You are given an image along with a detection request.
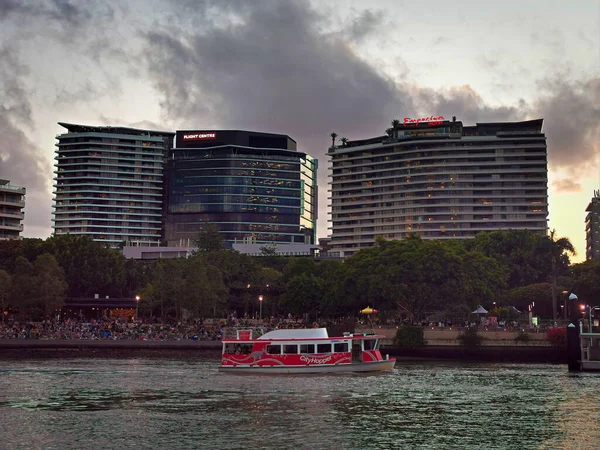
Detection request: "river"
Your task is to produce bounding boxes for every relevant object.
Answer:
[0,358,599,449]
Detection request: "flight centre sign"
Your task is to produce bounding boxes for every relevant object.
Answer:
[182,132,216,141]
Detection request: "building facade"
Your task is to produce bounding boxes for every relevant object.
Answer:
[328,118,548,256]
[165,130,317,247]
[53,123,174,247]
[0,179,25,240]
[585,189,600,260]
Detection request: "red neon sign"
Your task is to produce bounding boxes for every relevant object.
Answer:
[403,116,445,126]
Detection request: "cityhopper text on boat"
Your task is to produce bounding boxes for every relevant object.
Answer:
[403,116,445,126]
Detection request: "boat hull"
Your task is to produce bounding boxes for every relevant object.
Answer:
[219,359,396,374]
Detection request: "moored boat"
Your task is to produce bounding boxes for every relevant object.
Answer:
[219,328,395,374]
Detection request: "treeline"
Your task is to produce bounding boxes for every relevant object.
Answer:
[0,230,599,321]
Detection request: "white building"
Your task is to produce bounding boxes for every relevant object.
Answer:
[328,118,548,256]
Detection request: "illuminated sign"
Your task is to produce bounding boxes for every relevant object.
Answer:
[403,116,445,126]
[182,132,216,141]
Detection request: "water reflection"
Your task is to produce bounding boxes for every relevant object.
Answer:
[0,359,599,449]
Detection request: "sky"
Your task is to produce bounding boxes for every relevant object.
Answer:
[0,0,598,263]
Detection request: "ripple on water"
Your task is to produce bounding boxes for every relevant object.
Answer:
[0,359,599,449]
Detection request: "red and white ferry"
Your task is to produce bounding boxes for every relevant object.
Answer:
[219,328,396,374]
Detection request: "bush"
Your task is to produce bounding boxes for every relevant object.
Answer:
[546,327,567,348]
[514,330,531,343]
[458,327,483,348]
[394,326,425,348]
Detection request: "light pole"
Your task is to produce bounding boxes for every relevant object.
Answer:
[258,295,263,320]
[135,295,140,321]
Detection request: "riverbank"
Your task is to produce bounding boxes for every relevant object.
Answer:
[0,338,565,363]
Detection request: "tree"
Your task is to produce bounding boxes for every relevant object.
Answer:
[391,119,401,139]
[281,273,323,319]
[545,230,576,321]
[9,256,36,317]
[194,223,226,253]
[340,137,348,147]
[0,269,10,322]
[569,258,600,306]
[330,132,337,148]
[33,253,67,315]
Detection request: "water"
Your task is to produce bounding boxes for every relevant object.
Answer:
[0,358,599,449]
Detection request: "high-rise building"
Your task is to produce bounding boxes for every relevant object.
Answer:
[53,123,174,247]
[0,179,25,240]
[328,117,548,256]
[585,189,600,260]
[165,130,318,247]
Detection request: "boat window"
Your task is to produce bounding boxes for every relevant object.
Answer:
[224,343,236,354]
[300,344,315,353]
[266,345,281,355]
[364,339,378,350]
[334,342,349,353]
[317,343,332,353]
[283,344,298,354]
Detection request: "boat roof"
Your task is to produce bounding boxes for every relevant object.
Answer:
[258,328,329,340]
[222,328,387,342]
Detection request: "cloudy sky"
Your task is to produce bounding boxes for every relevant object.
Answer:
[1,0,598,262]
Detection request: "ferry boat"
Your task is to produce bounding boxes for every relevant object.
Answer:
[219,328,396,374]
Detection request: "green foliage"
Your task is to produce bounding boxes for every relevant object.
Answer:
[515,330,532,343]
[281,273,323,318]
[194,223,226,253]
[506,283,552,317]
[33,253,67,314]
[393,326,425,348]
[0,269,10,321]
[570,258,600,305]
[457,327,483,348]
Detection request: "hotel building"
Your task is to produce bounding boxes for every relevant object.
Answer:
[53,123,174,247]
[0,179,25,240]
[328,118,548,256]
[585,190,600,260]
[165,130,318,247]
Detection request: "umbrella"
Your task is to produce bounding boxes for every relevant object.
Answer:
[360,306,379,315]
[472,305,488,324]
[472,305,488,314]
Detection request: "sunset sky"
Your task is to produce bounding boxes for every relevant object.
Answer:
[1,0,598,262]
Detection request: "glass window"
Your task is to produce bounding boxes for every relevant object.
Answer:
[224,343,236,354]
[267,345,281,355]
[317,343,332,353]
[363,339,378,350]
[300,344,315,353]
[283,345,298,354]
[334,342,349,353]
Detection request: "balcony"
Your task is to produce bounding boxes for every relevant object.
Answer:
[0,223,24,232]
[0,211,24,219]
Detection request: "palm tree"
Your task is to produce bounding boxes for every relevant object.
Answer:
[547,229,576,321]
[330,132,338,148]
[340,137,348,147]
[391,119,401,139]
[385,128,394,137]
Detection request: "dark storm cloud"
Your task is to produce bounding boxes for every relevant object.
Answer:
[414,85,524,124]
[0,0,111,26]
[0,44,52,231]
[531,77,600,170]
[346,10,384,41]
[142,0,410,153]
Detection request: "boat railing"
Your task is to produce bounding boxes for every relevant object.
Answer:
[222,327,268,340]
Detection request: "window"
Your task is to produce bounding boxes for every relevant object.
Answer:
[363,339,378,350]
[317,343,332,353]
[267,345,281,355]
[224,343,236,354]
[300,344,315,353]
[334,342,349,353]
[283,345,298,354]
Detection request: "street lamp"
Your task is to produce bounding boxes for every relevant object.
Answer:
[258,295,263,320]
[135,295,140,321]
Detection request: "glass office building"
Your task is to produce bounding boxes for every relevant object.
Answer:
[53,123,174,247]
[328,118,548,256]
[165,130,317,247]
